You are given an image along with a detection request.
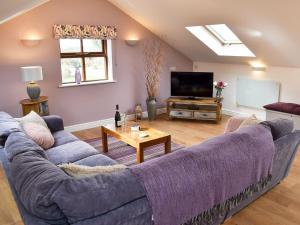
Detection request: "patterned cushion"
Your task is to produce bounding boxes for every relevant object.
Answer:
[58,163,126,178]
[16,111,48,128]
[224,116,247,133]
[238,115,261,129]
[23,122,54,150]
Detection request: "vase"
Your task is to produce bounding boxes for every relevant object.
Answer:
[215,89,222,103]
[75,68,81,84]
[146,97,157,121]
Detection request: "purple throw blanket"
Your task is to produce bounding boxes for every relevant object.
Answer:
[130,125,275,225]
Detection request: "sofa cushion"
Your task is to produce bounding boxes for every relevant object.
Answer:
[46,141,98,165]
[260,119,294,140]
[58,163,127,178]
[238,114,260,129]
[5,132,46,161]
[10,150,69,224]
[23,122,55,150]
[52,169,147,224]
[52,130,78,147]
[264,102,300,116]
[224,116,247,133]
[292,107,300,116]
[16,111,48,128]
[74,154,117,166]
[43,115,64,133]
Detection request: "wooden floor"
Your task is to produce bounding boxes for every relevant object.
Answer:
[74,114,300,225]
[0,164,24,225]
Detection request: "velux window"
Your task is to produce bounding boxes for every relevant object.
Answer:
[186,24,255,57]
[59,39,109,84]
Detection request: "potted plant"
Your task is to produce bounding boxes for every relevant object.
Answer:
[214,81,228,103]
[144,38,164,121]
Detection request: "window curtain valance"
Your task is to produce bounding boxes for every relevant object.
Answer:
[53,24,117,40]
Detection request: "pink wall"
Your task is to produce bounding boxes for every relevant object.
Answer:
[0,0,192,126]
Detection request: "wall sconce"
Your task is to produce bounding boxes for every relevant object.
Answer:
[21,39,42,47]
[251,66,266,72]
[125,39,139,46]
[250,61,267,72]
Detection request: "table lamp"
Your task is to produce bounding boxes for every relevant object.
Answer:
[21,66,43,100]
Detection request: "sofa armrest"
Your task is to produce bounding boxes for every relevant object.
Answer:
[43,115,64,133]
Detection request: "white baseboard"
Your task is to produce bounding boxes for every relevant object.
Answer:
[222,108,265,120]
[65,107,167,132]
[66,107,265,132]
[65,118,115,132]
[222,108,250,117]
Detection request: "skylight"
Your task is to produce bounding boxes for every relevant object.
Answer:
[186,24,255,57]
[206,24,242,45]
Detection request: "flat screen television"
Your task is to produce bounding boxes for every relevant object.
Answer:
[171,72,214,98]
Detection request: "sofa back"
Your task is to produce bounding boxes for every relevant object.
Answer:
[0,112,22,146]
[260,119,294,140]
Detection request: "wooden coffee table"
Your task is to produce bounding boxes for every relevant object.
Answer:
[101,125,171,163]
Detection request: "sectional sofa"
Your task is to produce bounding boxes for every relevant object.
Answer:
[0,111,299,225]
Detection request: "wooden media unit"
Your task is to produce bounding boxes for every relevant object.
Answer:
[166,97,222,122]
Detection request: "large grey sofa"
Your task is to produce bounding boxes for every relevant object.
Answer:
[0,112,152,225]
[0,111,299,225]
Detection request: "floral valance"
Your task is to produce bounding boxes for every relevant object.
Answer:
[53,24,117,40]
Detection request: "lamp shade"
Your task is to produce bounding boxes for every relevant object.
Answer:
[21,66,43,82]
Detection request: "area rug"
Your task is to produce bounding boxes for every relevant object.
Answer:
[85,137,185,166]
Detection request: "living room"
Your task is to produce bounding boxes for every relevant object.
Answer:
[0,0,300,225]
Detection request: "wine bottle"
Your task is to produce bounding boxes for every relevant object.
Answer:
[115,104,121,127]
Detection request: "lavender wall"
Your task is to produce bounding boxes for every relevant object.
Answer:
[0,0,192,126]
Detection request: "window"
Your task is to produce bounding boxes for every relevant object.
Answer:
[59,39,111,84]
[206,24,242,45]
[186,24,255,57]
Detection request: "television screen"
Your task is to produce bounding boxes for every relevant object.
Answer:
[171,72,214,98]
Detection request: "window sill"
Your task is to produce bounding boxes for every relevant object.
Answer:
[59,80,116,88]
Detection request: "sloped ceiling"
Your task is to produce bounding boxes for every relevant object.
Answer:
[1,0,300,67]
[109,0,300,68]
[0,0,48,25]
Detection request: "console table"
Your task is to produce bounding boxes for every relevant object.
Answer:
[166,98,222,122]
[20,96,49,116]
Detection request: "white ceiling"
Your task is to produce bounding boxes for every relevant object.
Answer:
[1,0,300,67]
[0,0,48,25]
[109,0,300,68]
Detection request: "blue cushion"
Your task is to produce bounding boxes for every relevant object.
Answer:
[52,130,78,147]
[74,154,118,166]
[46,141,98,165]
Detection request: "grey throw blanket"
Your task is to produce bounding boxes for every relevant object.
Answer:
[130,125,275,225]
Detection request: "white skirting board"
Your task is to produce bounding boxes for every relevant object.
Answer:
[65,108,266,132]
[65,108,167,132]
